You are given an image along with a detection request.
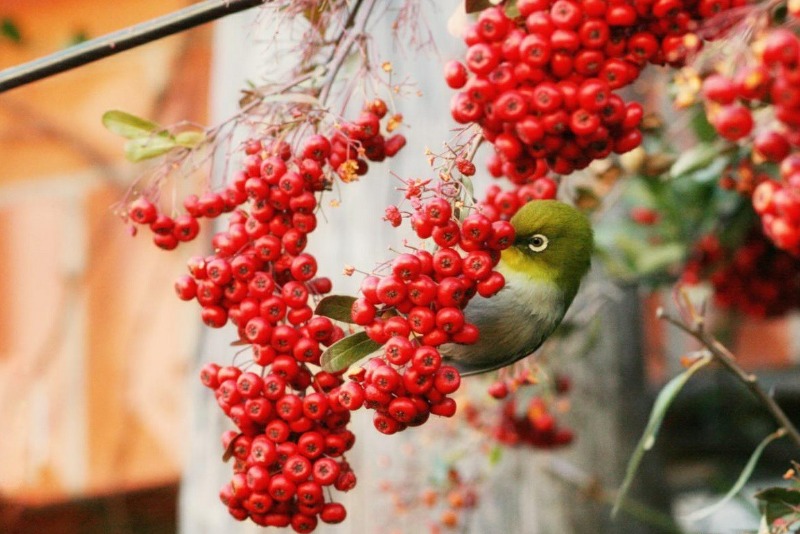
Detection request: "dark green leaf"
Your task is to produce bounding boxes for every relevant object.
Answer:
[613,354,712,516]
[1,18,21,43]
[321,332,381,373]
[103,110,165,140]
[465,0,494,13]
[691,107,718,143]
[124,136,178,162]
[755,487,800,524]
[315,295,357,323]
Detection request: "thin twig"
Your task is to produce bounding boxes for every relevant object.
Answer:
[0,0,267,94]
[658,307,800,449]
[319,0,378,106]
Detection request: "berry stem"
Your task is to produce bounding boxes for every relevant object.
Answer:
[657,308,800,449]
[318,0,378,107]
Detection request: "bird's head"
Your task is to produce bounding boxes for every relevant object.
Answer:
[501,200,594,303]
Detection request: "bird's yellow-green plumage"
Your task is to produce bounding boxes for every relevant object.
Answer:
[441,200,593,376]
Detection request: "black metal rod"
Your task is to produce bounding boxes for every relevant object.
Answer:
[0,0,266,94]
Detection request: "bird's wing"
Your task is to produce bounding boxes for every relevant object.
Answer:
[446,345,543,376]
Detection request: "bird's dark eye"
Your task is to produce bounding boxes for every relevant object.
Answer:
[528,234,549,252]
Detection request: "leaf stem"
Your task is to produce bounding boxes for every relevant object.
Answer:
[658,308,800,449]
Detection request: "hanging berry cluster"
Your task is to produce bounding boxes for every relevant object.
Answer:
[483,373,573,447]
[124,99,404,251]
[446,0,739,181]
[699,22,800,256]
[123,99,415,531]
[682,231,800,317]
[342,198,516,435]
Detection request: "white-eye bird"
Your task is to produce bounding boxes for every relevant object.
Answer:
[441,200,594,376]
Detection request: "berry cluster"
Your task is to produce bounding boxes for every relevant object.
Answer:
[124,99,405,251]
[493,394,574,448]
[698,25,800,255]
[124,99,413,530]
[202,363,354,531]
[446,0,735,181]
[702,19,800,256]
[682,232,800,317]
[484,375,574,448]
[346,196,517,434]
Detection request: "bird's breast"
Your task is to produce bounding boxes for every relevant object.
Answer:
[442,267,566,371]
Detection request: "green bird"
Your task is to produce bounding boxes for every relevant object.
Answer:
[442,200,594,376]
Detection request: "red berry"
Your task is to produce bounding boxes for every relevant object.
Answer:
[128,197,158,224]
[444,60,468,89]
[714,104,754,141]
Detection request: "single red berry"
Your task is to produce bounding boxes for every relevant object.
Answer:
[373,412,403,435]
[320,502,347,524]
[309,457,340,487]
[276,394,304,422]
[392,253,423,281]
[412,346,442,375]
[376,275,408,306]
[408,306,436,335]
[763,29,800,67]
[714,104,754,141]
[201,305,227,328]
[432,220,461,248]
[200,362,221,389]
[174,275,197,300]
[351,298,377,325]
[388,396,419,423]
[128,197,158,224]
[337,381,366,411]
[444,60,468,89]
[430,397,457,417]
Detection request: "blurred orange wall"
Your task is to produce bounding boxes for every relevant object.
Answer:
[0,0,211,501]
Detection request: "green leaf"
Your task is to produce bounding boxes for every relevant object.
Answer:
[504,0,521,18]
[755,486,800,524]
[461,174,475,202]
[488,445,503,465]
[691,107,717,143]
[1,18,21,43]
[685,429,785,522]
[669,143,720,178]
[66,30,89,47]
[315,295,357,323]
[174,130,206,148]
[613,354,713,516]
[124,136,178,162]
[634,243,686,275]
[321,332,382,373]
[102,110,165,140]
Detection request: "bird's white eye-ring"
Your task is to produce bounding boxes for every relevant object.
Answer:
[528,234,548,252]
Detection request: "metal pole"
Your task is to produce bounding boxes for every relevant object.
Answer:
[0,0,266,94]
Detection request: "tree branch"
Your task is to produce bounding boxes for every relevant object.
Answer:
[0,0,267,94]
[657,307,800,449]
